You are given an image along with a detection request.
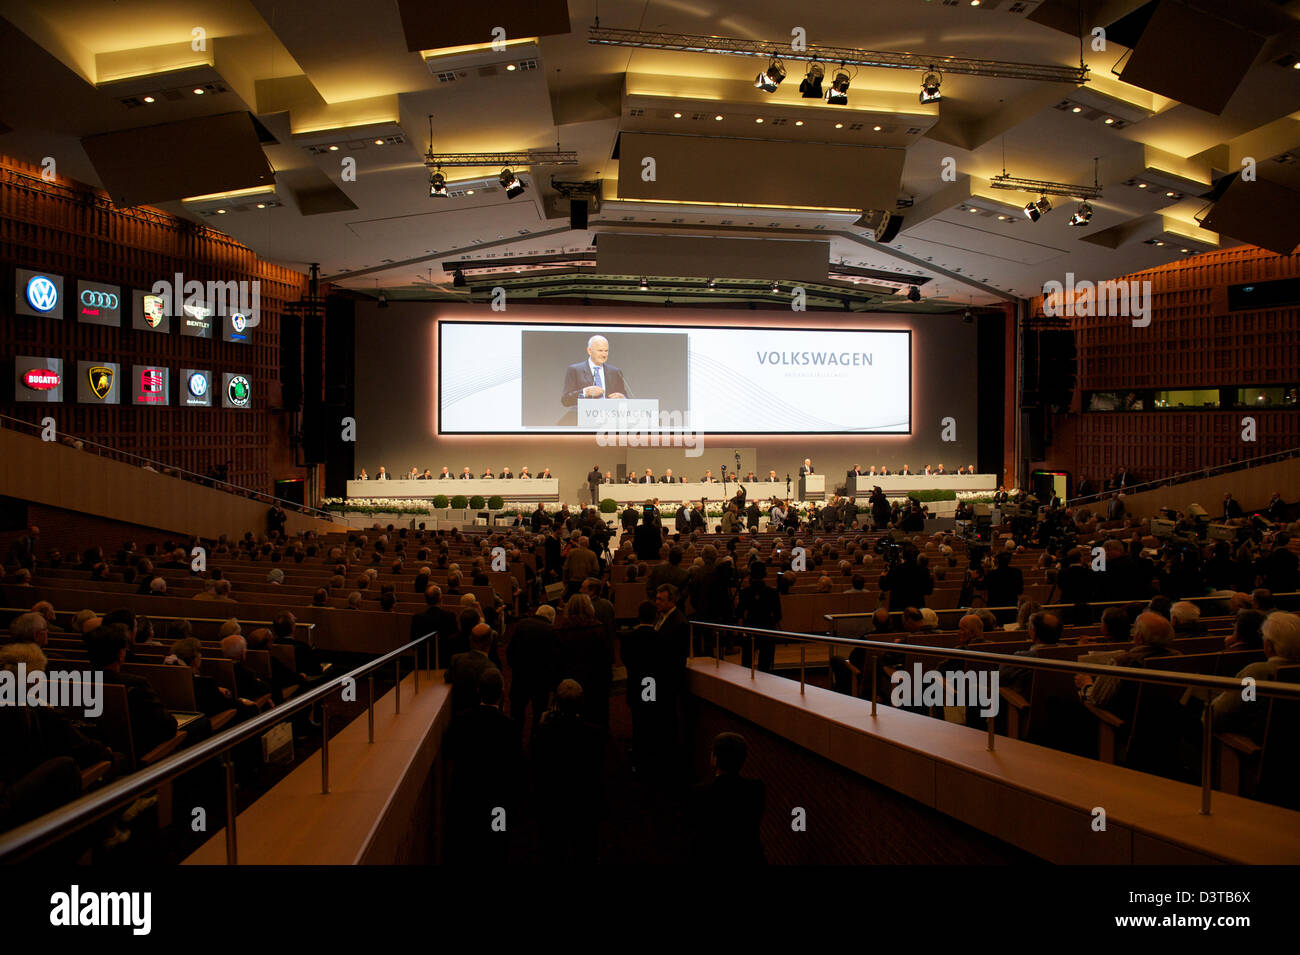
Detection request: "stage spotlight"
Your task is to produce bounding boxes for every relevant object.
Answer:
[429,170,447,198]
[639,276,648,290]
[755,58,786,93]
[1068,201,1092,226]
[827,69,850,104]
[920,71,942,104]
[452,269,466,287]
[800,63,824,99]
[499,168,525,199]
[378,291,388,308]
[963,309,974,324]
[1024,196,1051,221]
[907,285,921,302]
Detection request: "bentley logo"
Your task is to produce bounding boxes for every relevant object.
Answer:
[88,365,114,399]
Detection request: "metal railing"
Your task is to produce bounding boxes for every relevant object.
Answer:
[0,412,343,524]
[687,620,1300,816]
[0,631,437,864]
[1067,444,1300,508]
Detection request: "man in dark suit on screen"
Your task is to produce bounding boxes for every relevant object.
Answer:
[561,335,632,406]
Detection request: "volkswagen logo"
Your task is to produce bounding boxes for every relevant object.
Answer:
[227,375,250,407]
[26,275,59,312]
[188,372,208,398]
[80,289,119,310]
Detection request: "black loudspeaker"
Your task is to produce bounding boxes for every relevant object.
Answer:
[1024,409,1046,461]
[877,213,904,243]
[324,297,354,405]
[279,313,302,410]
[1038,329,1076,412]
[301,315,326,463]
[570,199,588,230]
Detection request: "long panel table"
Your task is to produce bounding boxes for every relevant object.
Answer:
[346,478,560,502]
[598,481,795,505]
[848,473,997,495]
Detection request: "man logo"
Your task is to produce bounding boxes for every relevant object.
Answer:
[188,372,208,398]
[80,289,119,310]
[88,365,114,400]
[227,375,250,407]
[23,368,60,390]
[26,275,59,312]
[231,313,247,333]
[142,294,166,328]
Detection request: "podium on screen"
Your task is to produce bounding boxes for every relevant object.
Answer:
[576,397,660,430]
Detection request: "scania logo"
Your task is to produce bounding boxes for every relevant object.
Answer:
[80,289,119,310]
[231,313,247,333]
[88,365,114,400]
[25,276,59,312]
[227,375,250,407]
[23,368,60,390]
[188,372,208,398]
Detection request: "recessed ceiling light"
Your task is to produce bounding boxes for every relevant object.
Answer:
[328,144,339,151]
[1180,248,1191,253]
[1071,106,1082,113]
[1103,117,1115,124]
[1155,240,1165,246]
[873,125,882,131]
[215,208,226,214]
[1293,61,1300,70]
[834,122,843,129]
[506,64,516,71]
[714,114,723,120]
[996,215,1007,220]
[673,112,682,118]
[374,139,384,145]
[1137,182,1148,188]
[755,117,764,123]
[970,0,981,5]
[1165,191,1176,197]
[794,120,803,126]
[193,88,205,95]
[968,207,980,213]
[142,95,155,103]
[256,203,266,208]
[466,189,475,195]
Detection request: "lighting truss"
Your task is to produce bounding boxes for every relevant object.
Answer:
[587,26,1089,84]
[989,174,1103,200]
[422,150,578,168]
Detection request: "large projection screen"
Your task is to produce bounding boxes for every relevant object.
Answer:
[438,321,911,435]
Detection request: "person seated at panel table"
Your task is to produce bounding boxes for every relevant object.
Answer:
[879,465,890,475]
[679,476,687,483]
[625,471,639,484]
[867,466,877,476]
[500,467,513,479]
[519,467,531,479]
[357,468,369,480]
[659,469,675,483]
[460,467,473,479]
[602,471,614,484]
[539,468,554,479]
[408,467,420,480]
[419,469,433,479]
[923,464,933,476]
[439,467,452,479]
[744,471,757,481]
[377,466,389,481]
[701,470,718,483]
[767,469,779,482]
[641,469,656,484]
[899,464,912,475]
[967,464,975,474]
[957,466,967,475]
[481,467,495,479]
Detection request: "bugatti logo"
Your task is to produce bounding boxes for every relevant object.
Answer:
[231,313,247,333]
[227,375,250,407]
[188,372,208,398]
[23,368,60,390]
[140,368,164,393]
[80,289,119,310]
[88,365,114,399]
[26,275,59,312]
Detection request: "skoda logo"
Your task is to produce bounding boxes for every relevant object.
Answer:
[188,372,208,398]
[227,375,250,407]
[26,275,59,312]
[231,313,247,333]
[80,289,119,310]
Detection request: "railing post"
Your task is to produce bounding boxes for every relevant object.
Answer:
[435,632,441,671]
[320,703,330,795]
[413,650,420,694]
[1200,702,1214,815]
[750,634,756,679]
[395,658,401,714]
[799,644,806,695]
[714,629,720,667]
[367,675,375,743]
[222,752,238,865]
[870,654,878,716]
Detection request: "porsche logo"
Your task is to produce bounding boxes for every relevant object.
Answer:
[88,365,114,400]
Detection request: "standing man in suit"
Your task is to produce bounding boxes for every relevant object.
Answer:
[444,624,499,718]
[587,465,602,504]
[799,459,814,476]
[687,732,766,864]
[561,334,631,406]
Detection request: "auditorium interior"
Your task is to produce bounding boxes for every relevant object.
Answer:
[2,0,1300,894]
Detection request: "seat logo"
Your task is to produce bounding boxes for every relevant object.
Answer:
[140,368,164,393]
[88,365,114,399]
[227,375,250,407]
[80,289,119,310]
[26,275,59,312]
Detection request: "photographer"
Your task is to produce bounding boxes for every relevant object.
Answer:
[879,543,934,611]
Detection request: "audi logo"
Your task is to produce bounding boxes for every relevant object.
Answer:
[80,289,119,309]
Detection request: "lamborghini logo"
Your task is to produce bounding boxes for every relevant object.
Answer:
[88,365,114,400]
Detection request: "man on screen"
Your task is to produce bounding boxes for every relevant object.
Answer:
[561,335,632,406]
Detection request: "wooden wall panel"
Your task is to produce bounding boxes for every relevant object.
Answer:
[0,154,308,495]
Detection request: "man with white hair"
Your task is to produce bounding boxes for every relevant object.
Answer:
[1171,601,1205,636]
[31,601,61,632]
[1211,611,1300,734]
[10,611,48,647]
[561,334,631,405]
[220,633,271,705]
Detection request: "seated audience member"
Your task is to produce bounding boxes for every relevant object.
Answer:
[443,668,520,863]
[687,732,765,864]
[998,611,1063,699]
[87,624,181,755]
[444,623,499,717]
[219,634,272,708]
[1225,609,1266,651]
[1074,612,1180,715]
[1211,612,1300,736]
[244,629,302,704]
[31,601,62,633]
[346,592,363,610]
[9,611,49,647]
[167,637,243,718]
[412,585,461,667]
[1170,601,1205,636]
